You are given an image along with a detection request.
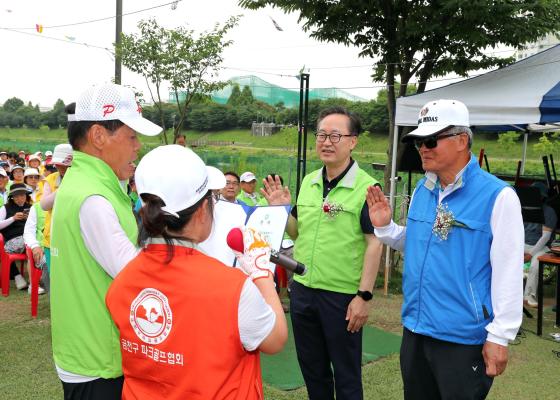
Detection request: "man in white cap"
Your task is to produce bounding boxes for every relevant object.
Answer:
[367,99,523,399]
[49,83,162,399]
[237,171,266,206]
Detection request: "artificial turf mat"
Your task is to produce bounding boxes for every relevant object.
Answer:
[261,318,402,390]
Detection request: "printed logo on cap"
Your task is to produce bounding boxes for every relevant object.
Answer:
[420,107,429,116]
[130,288,173,345]
[103,104,115,117]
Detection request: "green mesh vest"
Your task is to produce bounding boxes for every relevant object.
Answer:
[50,151,138,378]
[293,162,377,294]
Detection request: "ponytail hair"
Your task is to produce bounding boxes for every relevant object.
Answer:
[138,191,214,263]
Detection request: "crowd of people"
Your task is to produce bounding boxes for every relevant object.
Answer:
[1,83,536,400]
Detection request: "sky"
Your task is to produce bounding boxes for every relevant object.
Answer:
[0,0,519,109]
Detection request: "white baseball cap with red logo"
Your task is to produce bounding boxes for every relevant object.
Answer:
[73,83,162,136]
[402,99,470,142]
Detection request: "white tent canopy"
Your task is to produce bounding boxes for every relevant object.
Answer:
[395,44,560,128]
[390,44,560,204]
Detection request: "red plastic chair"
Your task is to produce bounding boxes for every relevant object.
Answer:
[25,246,43,317]
[0,233,28,297]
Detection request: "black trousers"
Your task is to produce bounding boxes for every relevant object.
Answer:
[290,281,363,400]
[400,328,493,400]
[61,376,124,400]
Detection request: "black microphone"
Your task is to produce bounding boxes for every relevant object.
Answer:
[270,249,307,276]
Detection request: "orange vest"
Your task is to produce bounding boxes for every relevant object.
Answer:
[106,244,264,400]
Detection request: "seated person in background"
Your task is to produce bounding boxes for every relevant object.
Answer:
[524,182,557,307]
[8,152,18,169]
[219,171,244,204]
[27,154,42,172]
[11,165,24,185]
[237,171,267,206]
[0,183,32,290]
[24,168,42,203]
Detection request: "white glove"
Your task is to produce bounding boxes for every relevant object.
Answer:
[233,227,273,281]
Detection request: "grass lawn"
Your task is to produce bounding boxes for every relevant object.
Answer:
[1,279,559,400]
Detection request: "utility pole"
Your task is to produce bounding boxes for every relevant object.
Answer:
[115,0,123,84]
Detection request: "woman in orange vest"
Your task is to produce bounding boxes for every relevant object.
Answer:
[106,145,287,400]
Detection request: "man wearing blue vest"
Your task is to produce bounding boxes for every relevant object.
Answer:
[367,99,523,399]
[263,106,383,400]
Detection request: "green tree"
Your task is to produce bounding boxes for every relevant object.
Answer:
[17,104,42,129]
[3,97,24,113]
[239,86,255,105]
[42,99,66,130]
[239,0,560,187]
[498,131,521,152]
[117,17,238,144]
[226,84,242,106]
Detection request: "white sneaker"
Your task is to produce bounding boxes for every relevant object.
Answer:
[14,274,28,290]
[524,295,538,308]
[28,286,46,295]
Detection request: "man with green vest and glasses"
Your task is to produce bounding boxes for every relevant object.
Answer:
[50,83,162,399]
[262,106,383,400]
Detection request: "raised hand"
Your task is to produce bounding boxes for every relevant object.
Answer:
[366,185,392,228]
[261,175,291,206]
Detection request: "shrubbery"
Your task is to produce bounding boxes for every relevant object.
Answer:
[0,85,392,134]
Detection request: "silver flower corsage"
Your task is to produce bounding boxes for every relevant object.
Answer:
[432,203,467,240]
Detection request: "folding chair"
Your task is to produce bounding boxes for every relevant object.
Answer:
[0,233,27,297]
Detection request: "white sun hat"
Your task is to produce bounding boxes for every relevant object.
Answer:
[51,143,74,166]
[72,83,162,137]
[135,145,226,217]
[24,168,40,177]
[402,99,470,142]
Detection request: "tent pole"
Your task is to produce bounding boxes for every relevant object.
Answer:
[521,132,528,175]
[385,124,400,296]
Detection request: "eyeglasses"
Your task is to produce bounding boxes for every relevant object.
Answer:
[414,132,464,150]
[225,180,239,186]
[315,132,354,143]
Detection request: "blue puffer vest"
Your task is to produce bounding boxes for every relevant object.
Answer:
[403,155,508,344]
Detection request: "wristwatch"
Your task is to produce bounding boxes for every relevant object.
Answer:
[356,290,373,301]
